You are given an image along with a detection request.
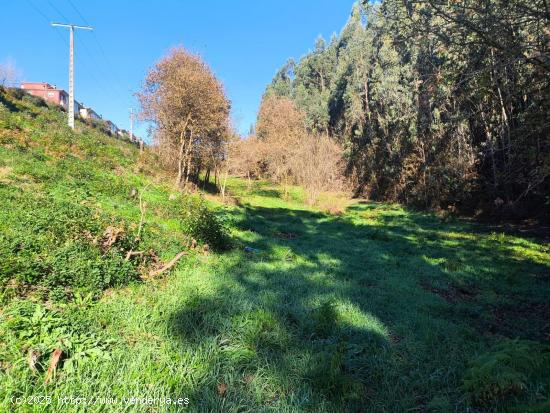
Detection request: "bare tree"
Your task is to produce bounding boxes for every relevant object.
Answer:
[225,135,265,190]
[256,95,306,197]
[0,59,20,87]
[289,134,347,205]
[138,47,230,187]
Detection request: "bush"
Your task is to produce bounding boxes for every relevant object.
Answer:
[462,340,550,409]
[180,195,230,251]
[6,87,26,100]
[22,93,48,108]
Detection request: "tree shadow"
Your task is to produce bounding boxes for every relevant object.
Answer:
[165,202,550,411]
[249,188,282,199]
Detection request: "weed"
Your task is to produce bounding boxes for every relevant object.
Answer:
[1,302,113,381]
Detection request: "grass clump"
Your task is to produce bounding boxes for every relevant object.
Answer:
[310,299,339,338]
[463,340,550,409]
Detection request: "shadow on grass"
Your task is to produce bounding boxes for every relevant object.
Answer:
[249,188,282,199]
[198,177,220,195]
[166,203,550,412]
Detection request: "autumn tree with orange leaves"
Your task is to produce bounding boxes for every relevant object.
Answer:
[138,47,230,186]
[254,94,346,203]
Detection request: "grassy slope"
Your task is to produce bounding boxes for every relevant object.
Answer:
[1,91,549,412]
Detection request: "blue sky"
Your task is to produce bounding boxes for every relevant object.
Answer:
[1,1,354,140]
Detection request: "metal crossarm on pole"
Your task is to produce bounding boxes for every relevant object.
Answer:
[51,22,93,129]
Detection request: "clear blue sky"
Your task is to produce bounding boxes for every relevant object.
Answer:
[1,1,354,140]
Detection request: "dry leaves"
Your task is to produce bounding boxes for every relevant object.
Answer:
[101,226,125,250]
[217,382,227,397]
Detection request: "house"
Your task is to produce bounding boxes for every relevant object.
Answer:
[20,82,69,110]
[74,100,83,115]
[104,120,119,136]
[79,105,101,120]
[117,129,129,140]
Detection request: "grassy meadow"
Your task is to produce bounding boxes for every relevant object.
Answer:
[1,89,549,412]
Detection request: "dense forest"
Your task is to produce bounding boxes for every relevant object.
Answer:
[263,0,549,220]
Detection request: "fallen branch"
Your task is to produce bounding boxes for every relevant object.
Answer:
[44,348,62,384]
[125,250,144,261]
[149,251,187,278]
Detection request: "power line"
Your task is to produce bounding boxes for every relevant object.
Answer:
[45,1,124,104]
[26,0,68,46]
[47,0,70,23]
[64,0,135,135]
[65,0,128,95]
[25,0,133,130]
[66,0,89,25]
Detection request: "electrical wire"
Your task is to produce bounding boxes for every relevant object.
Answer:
[65,0,128,96]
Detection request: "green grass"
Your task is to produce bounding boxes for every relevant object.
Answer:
[1,88,549,412]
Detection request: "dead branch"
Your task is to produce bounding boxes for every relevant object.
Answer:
[125,250,144,261]
[149,251,187,277]
[126,184,151,260]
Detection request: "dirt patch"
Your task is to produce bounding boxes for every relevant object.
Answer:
[420,281,476,304]
[275,231,298,239]
[488,301,550,341]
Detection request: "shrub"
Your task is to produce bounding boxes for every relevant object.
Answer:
[6,87,25,100]
[289,134,348,205]
[180,195,230,251]
[22,93,48,108]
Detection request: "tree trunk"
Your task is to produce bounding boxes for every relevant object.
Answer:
[481,110,498,196]
[176,130,186,186]
[183,129,194,185]
[221,169,229,201]
[204,168,211,188]
[176,118,191,187]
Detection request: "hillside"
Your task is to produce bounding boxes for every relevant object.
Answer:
[1,88,550,412]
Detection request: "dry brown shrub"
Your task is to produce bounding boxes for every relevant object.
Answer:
[289,134,348,205]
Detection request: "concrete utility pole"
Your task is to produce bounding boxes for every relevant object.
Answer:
[129,108,134,141]
[51,23,93,129]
